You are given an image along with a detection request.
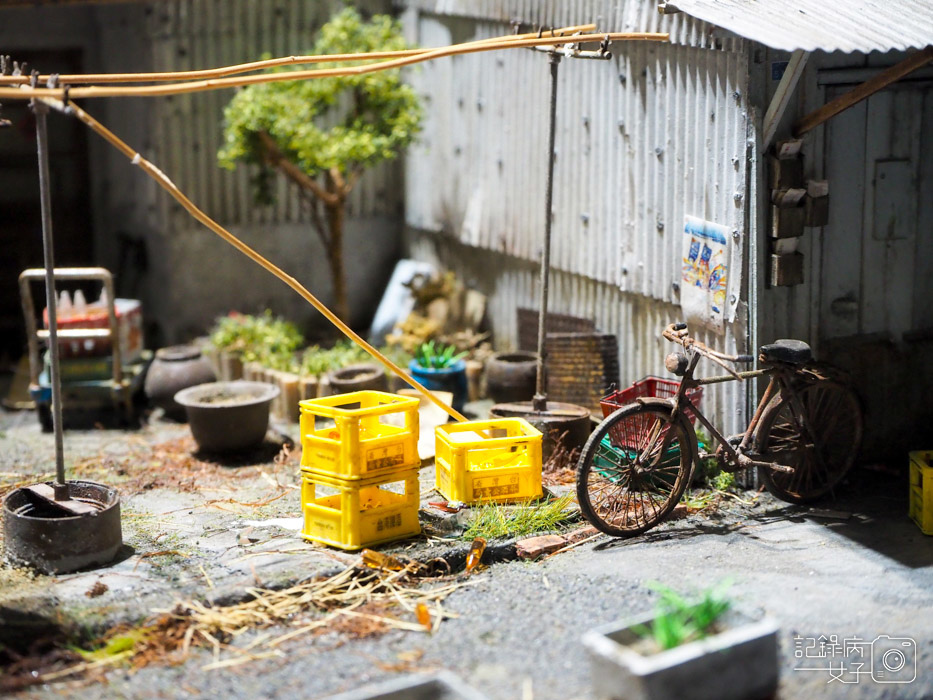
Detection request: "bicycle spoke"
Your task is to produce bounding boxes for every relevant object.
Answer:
[578,404,692,536]
[757,380,862,503]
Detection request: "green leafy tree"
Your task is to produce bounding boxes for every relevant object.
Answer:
[218,8,422,322]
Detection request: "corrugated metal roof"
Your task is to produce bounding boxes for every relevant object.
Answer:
[671,0,933,54]
[400,0,742,51]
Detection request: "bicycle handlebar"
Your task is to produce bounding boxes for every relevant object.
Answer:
[662,322,753,377]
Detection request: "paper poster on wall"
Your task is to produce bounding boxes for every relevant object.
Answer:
[681,216,731,333]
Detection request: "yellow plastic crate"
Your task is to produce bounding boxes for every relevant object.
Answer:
[435,418,543,505]
[908,451,933,536]
[300,468,421,551]
[299,391,420,481]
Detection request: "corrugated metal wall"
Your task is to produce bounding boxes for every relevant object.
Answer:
[143,0,400,233]
[398,0,742,52]
[403,0,752,436]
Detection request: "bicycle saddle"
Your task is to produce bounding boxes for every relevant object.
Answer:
[759,339,812,364]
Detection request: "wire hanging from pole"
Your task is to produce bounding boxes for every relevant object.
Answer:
[0,31,667,101]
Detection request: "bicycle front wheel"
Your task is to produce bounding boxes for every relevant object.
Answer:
[755,380,863,503]
[576,403,694,537]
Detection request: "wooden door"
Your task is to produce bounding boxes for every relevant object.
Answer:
[819,80,933,458]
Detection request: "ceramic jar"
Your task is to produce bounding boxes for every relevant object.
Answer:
[144,344,217,421]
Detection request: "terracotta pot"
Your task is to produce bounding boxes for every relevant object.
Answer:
[144,344,217,421]
[327,363,388,395]
[485,351,539,403]
[174,381,279,452]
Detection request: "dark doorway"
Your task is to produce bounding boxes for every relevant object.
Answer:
[0,49,93,365]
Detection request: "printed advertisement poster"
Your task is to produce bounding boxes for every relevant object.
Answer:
[681,216,731,333]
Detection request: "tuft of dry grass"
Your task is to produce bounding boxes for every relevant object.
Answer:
[542,431,581,487]
[18,559,471,687]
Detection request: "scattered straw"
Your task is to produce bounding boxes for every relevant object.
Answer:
[35,560,473,683]
[133,550,189,572]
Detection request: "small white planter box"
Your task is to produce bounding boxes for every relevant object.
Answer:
[324,672,489,700]
[582,610,779,700]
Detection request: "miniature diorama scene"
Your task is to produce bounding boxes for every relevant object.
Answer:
[1,1,931,699]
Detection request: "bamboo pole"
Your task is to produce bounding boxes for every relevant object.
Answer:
[0,32,668,101]
[793,46,933,136]
[49,98,469,423]
[0,25,597,85]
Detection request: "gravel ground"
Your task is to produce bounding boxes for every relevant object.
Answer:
[2,405,932,699]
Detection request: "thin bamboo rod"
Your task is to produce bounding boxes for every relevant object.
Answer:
[793,46,933,136]
[47,97,469,423]
[0,24,597,85]
[0,32,668,100]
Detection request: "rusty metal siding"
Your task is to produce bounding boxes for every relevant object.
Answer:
[397,0,740,51]
[403,6,751,436]
[405,13,749,301]
[144,0,401,234]
[408,231,747,436]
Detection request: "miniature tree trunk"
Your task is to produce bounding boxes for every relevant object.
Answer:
[218,8,422,326]
[324,172,349,324]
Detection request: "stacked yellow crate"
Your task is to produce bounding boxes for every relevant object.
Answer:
[909,450,933,535]
[298,391,422,550]
[435,418,543,505]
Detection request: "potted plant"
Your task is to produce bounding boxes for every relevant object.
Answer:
[174,380,280,453]
[582,584,778,700]
[409,340,468,412]
[207,311,304,380]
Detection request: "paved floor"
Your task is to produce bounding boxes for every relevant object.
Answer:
[1,406,931,699]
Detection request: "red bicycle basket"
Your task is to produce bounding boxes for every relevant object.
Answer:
[599,377,704,448]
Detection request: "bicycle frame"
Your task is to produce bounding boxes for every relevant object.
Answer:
[663,346,799,475]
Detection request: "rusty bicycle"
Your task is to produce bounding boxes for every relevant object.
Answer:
[576,322,864,537]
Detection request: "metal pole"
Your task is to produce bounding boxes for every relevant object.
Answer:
[533,52,561,412]
[32,99,67,493]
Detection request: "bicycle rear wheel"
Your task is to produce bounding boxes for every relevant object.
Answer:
[755,379,862,503]
[576,403,694,537]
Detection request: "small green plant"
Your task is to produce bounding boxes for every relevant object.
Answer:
[75,627,148,662]
[209,311,304,369]
[681,490,718,511]
[462,494,576,541]
[710,470,735,492]
[634,582,732,652]
[413,340,467,370]
[299,340,368,377]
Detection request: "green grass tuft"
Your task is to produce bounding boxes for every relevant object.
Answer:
[634,581,732,651]
[462,494,576,541]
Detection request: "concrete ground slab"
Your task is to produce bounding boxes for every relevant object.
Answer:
[1,407,931,699]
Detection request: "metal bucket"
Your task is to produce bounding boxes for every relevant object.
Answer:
[3,480,122,574]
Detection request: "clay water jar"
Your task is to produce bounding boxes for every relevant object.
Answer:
[144,344,217,421]
[485,351,539,403]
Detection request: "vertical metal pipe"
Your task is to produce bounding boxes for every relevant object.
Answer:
[33,100,66,489]
[533,52,561,412]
